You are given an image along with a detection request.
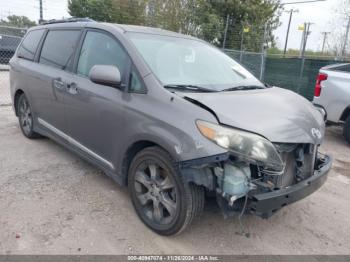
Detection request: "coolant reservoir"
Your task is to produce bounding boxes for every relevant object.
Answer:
[221,163,251,197]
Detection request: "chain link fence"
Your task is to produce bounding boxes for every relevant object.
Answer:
[0,26,26,106]
[0,26,26,64]
[224,49,265,80]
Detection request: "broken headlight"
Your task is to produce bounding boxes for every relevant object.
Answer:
[196,120,283,172]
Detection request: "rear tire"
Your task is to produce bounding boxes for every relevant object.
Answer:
[17,93,41,139]
[344,116,350,144]
[128,146,204,236]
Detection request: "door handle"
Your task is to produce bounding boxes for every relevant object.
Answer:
[53,78,65,90]
[67,82,78,95]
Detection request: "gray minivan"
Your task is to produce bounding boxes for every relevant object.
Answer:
[10,19,332,235]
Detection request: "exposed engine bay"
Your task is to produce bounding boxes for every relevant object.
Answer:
[181,143,331,219]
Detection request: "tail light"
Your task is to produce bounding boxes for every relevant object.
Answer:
[314,73,327,97]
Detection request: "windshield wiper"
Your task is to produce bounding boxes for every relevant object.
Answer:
[164,84,216,93]
[221,85,266,92]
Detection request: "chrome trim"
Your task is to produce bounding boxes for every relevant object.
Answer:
[38,117,115,170]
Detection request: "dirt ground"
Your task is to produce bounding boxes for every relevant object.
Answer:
[0,72,350,255]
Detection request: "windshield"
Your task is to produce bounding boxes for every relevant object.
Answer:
[127,32,264,91]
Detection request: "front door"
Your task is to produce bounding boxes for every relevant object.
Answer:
[64,29,131,171]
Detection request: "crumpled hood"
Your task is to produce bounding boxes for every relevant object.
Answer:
[181,87,325,144]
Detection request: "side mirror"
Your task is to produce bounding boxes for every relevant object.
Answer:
[89,65,121,88]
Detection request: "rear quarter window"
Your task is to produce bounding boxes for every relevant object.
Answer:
[17,29,45,61]
[39,30,81,70]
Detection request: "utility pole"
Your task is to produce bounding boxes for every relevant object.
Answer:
[341,16,350,60]
[39,0,43,24]
[299,22,312,58]
[283,9,298,57]
[297,22,312,94]
[280,0,327,57]
[321,32,330,54]
[222,14,230,49]
[299,23,306,58]
[303,23,312,55]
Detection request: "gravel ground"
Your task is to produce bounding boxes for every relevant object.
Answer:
[0,73,350,255]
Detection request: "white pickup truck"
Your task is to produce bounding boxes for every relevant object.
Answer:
[313,63,350,144]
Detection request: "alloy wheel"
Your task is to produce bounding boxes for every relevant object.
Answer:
[133,162,178,225]
[18,96,33,136]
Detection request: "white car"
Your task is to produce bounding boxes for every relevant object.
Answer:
[313,63,350,144]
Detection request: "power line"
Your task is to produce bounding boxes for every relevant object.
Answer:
[281,0,327,5]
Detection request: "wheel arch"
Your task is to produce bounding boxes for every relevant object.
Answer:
[121,140,173,186]
[13,89,24,116]
[340,106,350,122]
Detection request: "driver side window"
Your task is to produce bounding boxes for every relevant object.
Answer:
[77,30,129,78]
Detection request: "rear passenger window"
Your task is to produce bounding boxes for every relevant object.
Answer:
[39,30,80,69]
[18,29,44,61]
[77,31,129,77]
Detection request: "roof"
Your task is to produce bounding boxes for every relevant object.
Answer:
[33,18,195,40]
[110,24,194,39]
[41,18,94,25]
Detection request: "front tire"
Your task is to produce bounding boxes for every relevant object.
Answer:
[344,116,350,144]
[17,93,41,139]
[128,147,204,236]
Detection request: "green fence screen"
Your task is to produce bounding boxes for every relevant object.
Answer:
[224,48,344,101]
[264,58,342,101]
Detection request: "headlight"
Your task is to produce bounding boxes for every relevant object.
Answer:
[196,120,283,171]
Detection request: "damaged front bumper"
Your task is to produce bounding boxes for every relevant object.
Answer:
[180,152,332,219]
[249,154,332,218]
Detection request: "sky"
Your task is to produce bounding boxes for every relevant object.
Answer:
[0,0,69,23]
[276,0,343,51]
[0,0,346,52]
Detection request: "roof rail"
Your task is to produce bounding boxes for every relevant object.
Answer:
[41,17,94,25]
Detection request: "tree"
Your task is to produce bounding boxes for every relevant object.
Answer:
[68,0,116,22]
[327,0,350,59]
[67,0,280,50]
[182,0,223,43]
[111,0,146,24]
[209,0,281,51]
[0,15,36,28]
